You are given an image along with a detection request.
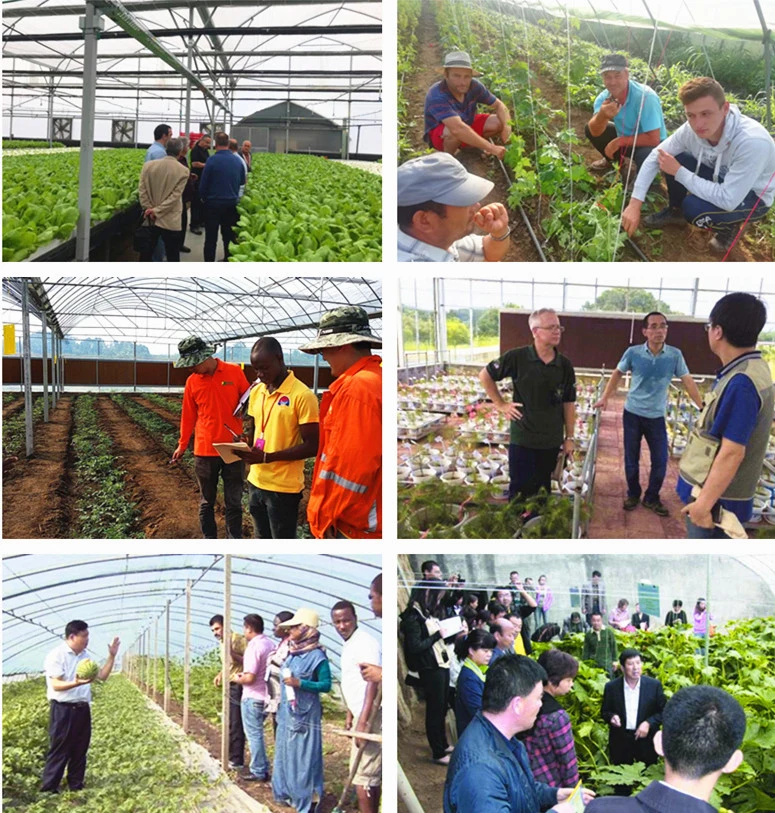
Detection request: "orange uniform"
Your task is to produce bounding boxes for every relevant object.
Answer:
[178,359,250,456]
[307,355,382,539]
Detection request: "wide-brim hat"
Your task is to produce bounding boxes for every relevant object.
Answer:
[398,152,494,208]
[299,306,382,354]
[441,50,480,76]
[284,608,319,628]
[174,335,217,368]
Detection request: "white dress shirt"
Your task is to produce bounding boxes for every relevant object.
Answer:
[624,678,641,730]
[44,642,93,703]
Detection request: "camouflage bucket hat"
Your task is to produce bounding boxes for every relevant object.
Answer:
[174,336,217,368]
[299,306,382,354]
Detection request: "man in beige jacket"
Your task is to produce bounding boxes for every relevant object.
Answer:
[138,137,191,262]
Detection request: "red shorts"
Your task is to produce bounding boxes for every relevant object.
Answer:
[429,113,491,151]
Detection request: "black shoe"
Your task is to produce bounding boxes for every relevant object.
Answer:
[643,207,686,229]
[642,498,669,517]
[709,229,737,253]
[242,773,269,782]
[190,227,202,235]
[180,245,191,253]
[623,496,639,511]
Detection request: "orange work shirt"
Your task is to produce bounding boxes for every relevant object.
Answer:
[178,359,250,457]
[307,355,382,539]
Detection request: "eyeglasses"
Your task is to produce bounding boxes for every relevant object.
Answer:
[645,324,668,331]
[536,325,565,333]
[704,322,713,332]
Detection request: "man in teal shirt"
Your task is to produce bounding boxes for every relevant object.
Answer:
[585,54,666,182]
[595,312,703,516]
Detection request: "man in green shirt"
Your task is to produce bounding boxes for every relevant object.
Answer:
[582,612,619,677]
[479,308,577,511]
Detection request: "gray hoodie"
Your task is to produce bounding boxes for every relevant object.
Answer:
[632,104,775,210]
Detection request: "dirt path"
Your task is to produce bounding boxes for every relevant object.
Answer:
[399,700,446,813]
[3,396,24,420]
[95,396,203,539]
[2,397,74,539]
[134,681,352,813]
[402,0,537,261]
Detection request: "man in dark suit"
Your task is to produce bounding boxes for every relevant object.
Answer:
[587,685,746,812]
[601,648,666,769]
[630,603,650,630]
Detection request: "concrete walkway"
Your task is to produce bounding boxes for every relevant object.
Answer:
[588,394,687,539]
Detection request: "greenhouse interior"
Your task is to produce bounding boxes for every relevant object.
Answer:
[398,0,774,262]
[3,0,382,262]
[397,275,775,540]
[3,553,382,813]
[2,275,382,539]
[396,553,775,813]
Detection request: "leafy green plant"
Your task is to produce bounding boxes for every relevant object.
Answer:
[229,154,381,262]
[2,396,43,458]
[71,394,140,538]
[3,149,146,261]
[3,675,220,811]
[142,393,183,415]
[2,140,66,150]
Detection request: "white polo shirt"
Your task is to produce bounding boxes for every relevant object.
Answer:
[624,678,641,730]
[340,626,381,719]
[44,642,93,703]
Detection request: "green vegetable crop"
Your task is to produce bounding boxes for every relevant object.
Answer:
[3,149,145,262]
[229,154,382,262]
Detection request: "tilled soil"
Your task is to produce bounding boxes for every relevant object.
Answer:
[3,396,25,421]
[131,394,183,426]
[134,681,354,813]
[399,701,446,813]
[3,397,74,539]
[95,396,204,538]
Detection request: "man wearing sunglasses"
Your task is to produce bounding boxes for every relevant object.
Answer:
[479,309,576,517]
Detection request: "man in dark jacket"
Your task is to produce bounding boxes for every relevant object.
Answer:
[601,649,666,769]
[587,685,745,812]
[188,133,211,233]
[199,131,246,262]
[444,655,594,813]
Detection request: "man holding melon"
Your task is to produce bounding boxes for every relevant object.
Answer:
[41,620,120,793]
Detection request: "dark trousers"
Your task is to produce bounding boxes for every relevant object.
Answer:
[584,122,654,169]
[203,202,239,262]
[419,667,449,759]
[248,483,302,539]
[508,444,561,501]
[665,152,770,236]
[180,205,188,249]
[41,701,91,792]
[139,225,181,263]
[623,408,668,502]
[191,188,204,228]
[229,682,246,765]
[194,455,244,539]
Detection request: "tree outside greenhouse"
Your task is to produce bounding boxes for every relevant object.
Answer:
[3,554,382,813]
[397,553,775,813]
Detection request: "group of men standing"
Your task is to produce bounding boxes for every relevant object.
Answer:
[397,48,775,261]
[172,305,382,539]
[138,124,253,262]
[478,292,773,537]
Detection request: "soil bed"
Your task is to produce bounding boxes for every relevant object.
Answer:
[2,397,75,539]
[3,396,25,421]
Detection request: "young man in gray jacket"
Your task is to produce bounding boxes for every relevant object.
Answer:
[621,77,775,253]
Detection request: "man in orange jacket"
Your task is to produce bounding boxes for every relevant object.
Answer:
[172,336,250,538]
[300,307,382,539]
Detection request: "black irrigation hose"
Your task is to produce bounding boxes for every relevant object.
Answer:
[626,236,651,262]
[491,151,549,263]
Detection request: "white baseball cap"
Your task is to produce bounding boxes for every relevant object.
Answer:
[397,152,494,207]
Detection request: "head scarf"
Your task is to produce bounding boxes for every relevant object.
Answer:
[289,624,322,655]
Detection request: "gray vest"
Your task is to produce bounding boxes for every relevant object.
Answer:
[679,355,774,503]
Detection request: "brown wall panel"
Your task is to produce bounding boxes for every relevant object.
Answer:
[3,357,335,390]
[499,311,719,375]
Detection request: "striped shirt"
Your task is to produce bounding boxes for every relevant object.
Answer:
[398,228,484,262]
[424,79,496,142]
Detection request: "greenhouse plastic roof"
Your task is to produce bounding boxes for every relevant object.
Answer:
[2,276,383,344]
[2,554,382,677]
[2,0,382,144]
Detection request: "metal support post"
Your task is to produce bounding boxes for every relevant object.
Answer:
[47,83,55,147]
[704,556,711,668]
[153,617,159,703]
[96,339,100,390]
[133,341,137,392]
[76,3,104,262]
[164,599,171,713]
[753,0,772,130]
[59,336,64,395]
[184,6,194,136]
[51,333,58,408]
[10,58,15,138]
[690,277,699,317]
[221,556,232,769]
[41,320,49,422]
[184,579,192,732]
[21,284,34,457]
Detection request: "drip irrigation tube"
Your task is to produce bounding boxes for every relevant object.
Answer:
[490,144,548,262]
[625,237,651,262]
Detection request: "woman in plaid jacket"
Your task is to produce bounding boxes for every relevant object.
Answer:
[521,649,580,787]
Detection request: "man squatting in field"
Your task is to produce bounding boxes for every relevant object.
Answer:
[622,77,775,253]
[41,620,120,793]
